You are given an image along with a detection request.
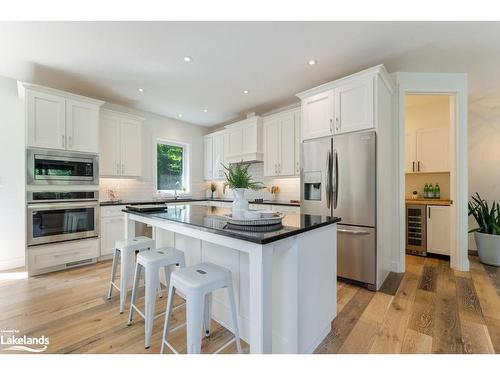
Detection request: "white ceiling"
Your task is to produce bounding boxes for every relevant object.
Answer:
[0,21,499,127]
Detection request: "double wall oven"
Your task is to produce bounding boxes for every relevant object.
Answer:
[26,148,100,248]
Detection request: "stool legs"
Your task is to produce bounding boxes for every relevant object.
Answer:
[161,283,177,354]
[186,292,204,354]
[144,266,160,349]
[227,280,242,354]
[107,248,119,300]
[127,262,142,326]
[119,250,133,313]
[203,293,212,336]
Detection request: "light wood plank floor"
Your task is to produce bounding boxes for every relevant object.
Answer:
[0,254,498,354]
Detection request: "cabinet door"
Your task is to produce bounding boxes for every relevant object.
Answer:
[26,90,66,150]
[204,135,213,180]
[66,99,99,153]
[405,132,416,173]
[334,77,374,134]
[99,114,121,176]
[120,119,142,176]
[241,122,258,154]
[294,110,301,176]
[212,133,226,180]
[279,114,295,176]
[227,127,243,158]
[263,118,280,177]
[427,205,450,255]
[301,90,334,141]
[416,128,449,172]
[100,216,125,256]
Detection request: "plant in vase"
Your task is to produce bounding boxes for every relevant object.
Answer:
[207,181,217,199]
[223,162,264,219]
[468,192,500,266]
[269,185,280,201]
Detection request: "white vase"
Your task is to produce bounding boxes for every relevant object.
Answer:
[232,188,248,219]
[474,232,500,266]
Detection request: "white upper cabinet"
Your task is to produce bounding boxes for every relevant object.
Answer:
[427,205,450,255]
[334,77,374,134]
[204,135,214,180]
[66,99,99,153]
[297,67,385,141]
[99,109,143,177]
[21,82,103,153]
[225,116,263,163]
[263,108,300,177]
[406,128,449,173]
[301,90,334,141]
[212,131,228,180]
[26,90,66,150]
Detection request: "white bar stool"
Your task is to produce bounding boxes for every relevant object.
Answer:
[128,247,186,349]
[160,262,242,354]
[107,236,155,313]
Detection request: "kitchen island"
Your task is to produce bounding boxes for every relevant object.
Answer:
[123,205,340,354]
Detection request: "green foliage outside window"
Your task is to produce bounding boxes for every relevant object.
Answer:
[157,143,184,190]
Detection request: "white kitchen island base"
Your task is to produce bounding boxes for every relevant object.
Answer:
[124,209,337,354]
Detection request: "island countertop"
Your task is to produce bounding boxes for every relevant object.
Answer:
[122,204,340,245]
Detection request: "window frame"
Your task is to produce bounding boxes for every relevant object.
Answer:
[155,139,190,194]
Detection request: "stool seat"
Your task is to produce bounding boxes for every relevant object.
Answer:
[170,262,231,294]
[137,248,185,267]
[116,236,155,253]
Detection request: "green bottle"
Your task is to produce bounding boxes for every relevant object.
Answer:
[428,183,434,198]
[424,183,429,198]
[435,183,441,199]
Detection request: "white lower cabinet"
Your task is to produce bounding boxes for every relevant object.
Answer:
[426,205,450,255]
[28,238,99,275]
[100,205,126,257]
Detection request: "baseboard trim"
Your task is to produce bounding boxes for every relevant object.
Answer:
[0,257,25,271]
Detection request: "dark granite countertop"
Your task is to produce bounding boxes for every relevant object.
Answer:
[122,205,339,245]
[101,198,300,207]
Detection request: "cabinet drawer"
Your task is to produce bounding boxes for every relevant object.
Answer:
[100,205,127,217]
[28,238,99,271]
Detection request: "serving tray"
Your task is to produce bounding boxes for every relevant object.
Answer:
[223,212,284,226]
[126,204,168,213]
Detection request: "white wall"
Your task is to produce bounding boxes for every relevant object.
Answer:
[468,92,500,250]
[99,102,207,201]
[0,75,25,270]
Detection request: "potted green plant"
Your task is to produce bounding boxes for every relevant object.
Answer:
[223,162,264,219]
[468,193,500,266]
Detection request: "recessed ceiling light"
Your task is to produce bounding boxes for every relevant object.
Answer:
[203,109,208,113]
[183,56,192,62]
[308,60,317,66]
[178,114,183,118]
[137,88,144,92]
[243,90,249,94]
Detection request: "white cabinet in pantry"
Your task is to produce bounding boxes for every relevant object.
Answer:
[426,205,450,255]
[263,108,300,177]
[100,109,144,177]
[406,127,449,173]
[20,82,104,153]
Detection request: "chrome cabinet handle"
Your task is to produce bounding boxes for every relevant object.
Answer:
[329,118,333,133]
[296,161,299,174]
[335,117,340,132]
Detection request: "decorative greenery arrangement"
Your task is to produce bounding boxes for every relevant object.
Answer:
[468,193,500,235]
[223,162,264,190]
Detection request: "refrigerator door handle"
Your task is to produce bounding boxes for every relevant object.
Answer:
[326,151,331,209]
[333,150,339,209]
[337,228,370,235]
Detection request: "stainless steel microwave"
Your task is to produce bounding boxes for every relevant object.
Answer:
[27,148,99,185]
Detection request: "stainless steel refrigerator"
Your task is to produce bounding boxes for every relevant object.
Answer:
[300,130,377,290]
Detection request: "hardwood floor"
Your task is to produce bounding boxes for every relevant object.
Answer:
[0,254,498,354]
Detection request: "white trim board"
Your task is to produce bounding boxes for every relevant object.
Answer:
[0,256,25,271]
[393,72,469,272]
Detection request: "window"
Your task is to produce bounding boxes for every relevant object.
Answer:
[156,140,189,192]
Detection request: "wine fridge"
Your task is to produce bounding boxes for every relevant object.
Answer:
[406,204,427,256]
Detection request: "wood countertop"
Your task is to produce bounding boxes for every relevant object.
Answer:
[405,198,452,206]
